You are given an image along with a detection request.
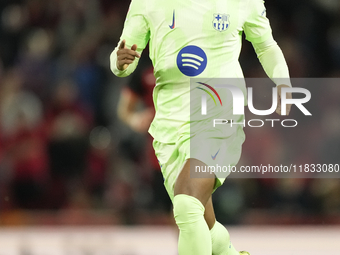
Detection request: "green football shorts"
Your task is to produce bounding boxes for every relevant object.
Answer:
[152,120,245,201]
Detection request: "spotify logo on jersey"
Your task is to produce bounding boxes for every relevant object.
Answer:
[177,45,207,76]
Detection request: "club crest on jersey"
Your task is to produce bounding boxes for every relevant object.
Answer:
[212,14,230,32]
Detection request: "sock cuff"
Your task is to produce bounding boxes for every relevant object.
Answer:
[210,221,230,239]
[210,221,236,255]
[173,194,205,211]
[173,194,205,224]
[210,221,218,235]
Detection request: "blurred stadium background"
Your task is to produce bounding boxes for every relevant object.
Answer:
[0,0,339,254]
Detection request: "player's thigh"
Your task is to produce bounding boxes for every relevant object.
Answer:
[204,196,216,230]
[174,158,215,206]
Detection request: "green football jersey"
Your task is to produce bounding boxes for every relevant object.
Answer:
[112,0,275,143]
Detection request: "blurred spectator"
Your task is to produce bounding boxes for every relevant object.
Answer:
[44,79,92,209]
[117,55,171,213]
[17,28,54,102]
[0,69,48,209]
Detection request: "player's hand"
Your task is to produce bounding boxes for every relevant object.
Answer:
[116,39,141,71]
[276,84,292,115]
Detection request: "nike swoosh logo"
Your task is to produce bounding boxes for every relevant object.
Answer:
[169,10,175,29]
[211,149,220,160]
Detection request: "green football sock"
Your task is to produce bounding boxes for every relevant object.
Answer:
[173,194,212,255]
[210,221,239,255]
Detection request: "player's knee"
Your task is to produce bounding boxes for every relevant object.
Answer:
[173,194,205,225]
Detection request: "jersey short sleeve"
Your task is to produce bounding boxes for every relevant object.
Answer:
[243,0,272,44]
[120,0,150,53]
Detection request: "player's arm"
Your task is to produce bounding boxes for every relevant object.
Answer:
[243,0,292,115]
[252,38,292,115]
[110,0,150,77]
